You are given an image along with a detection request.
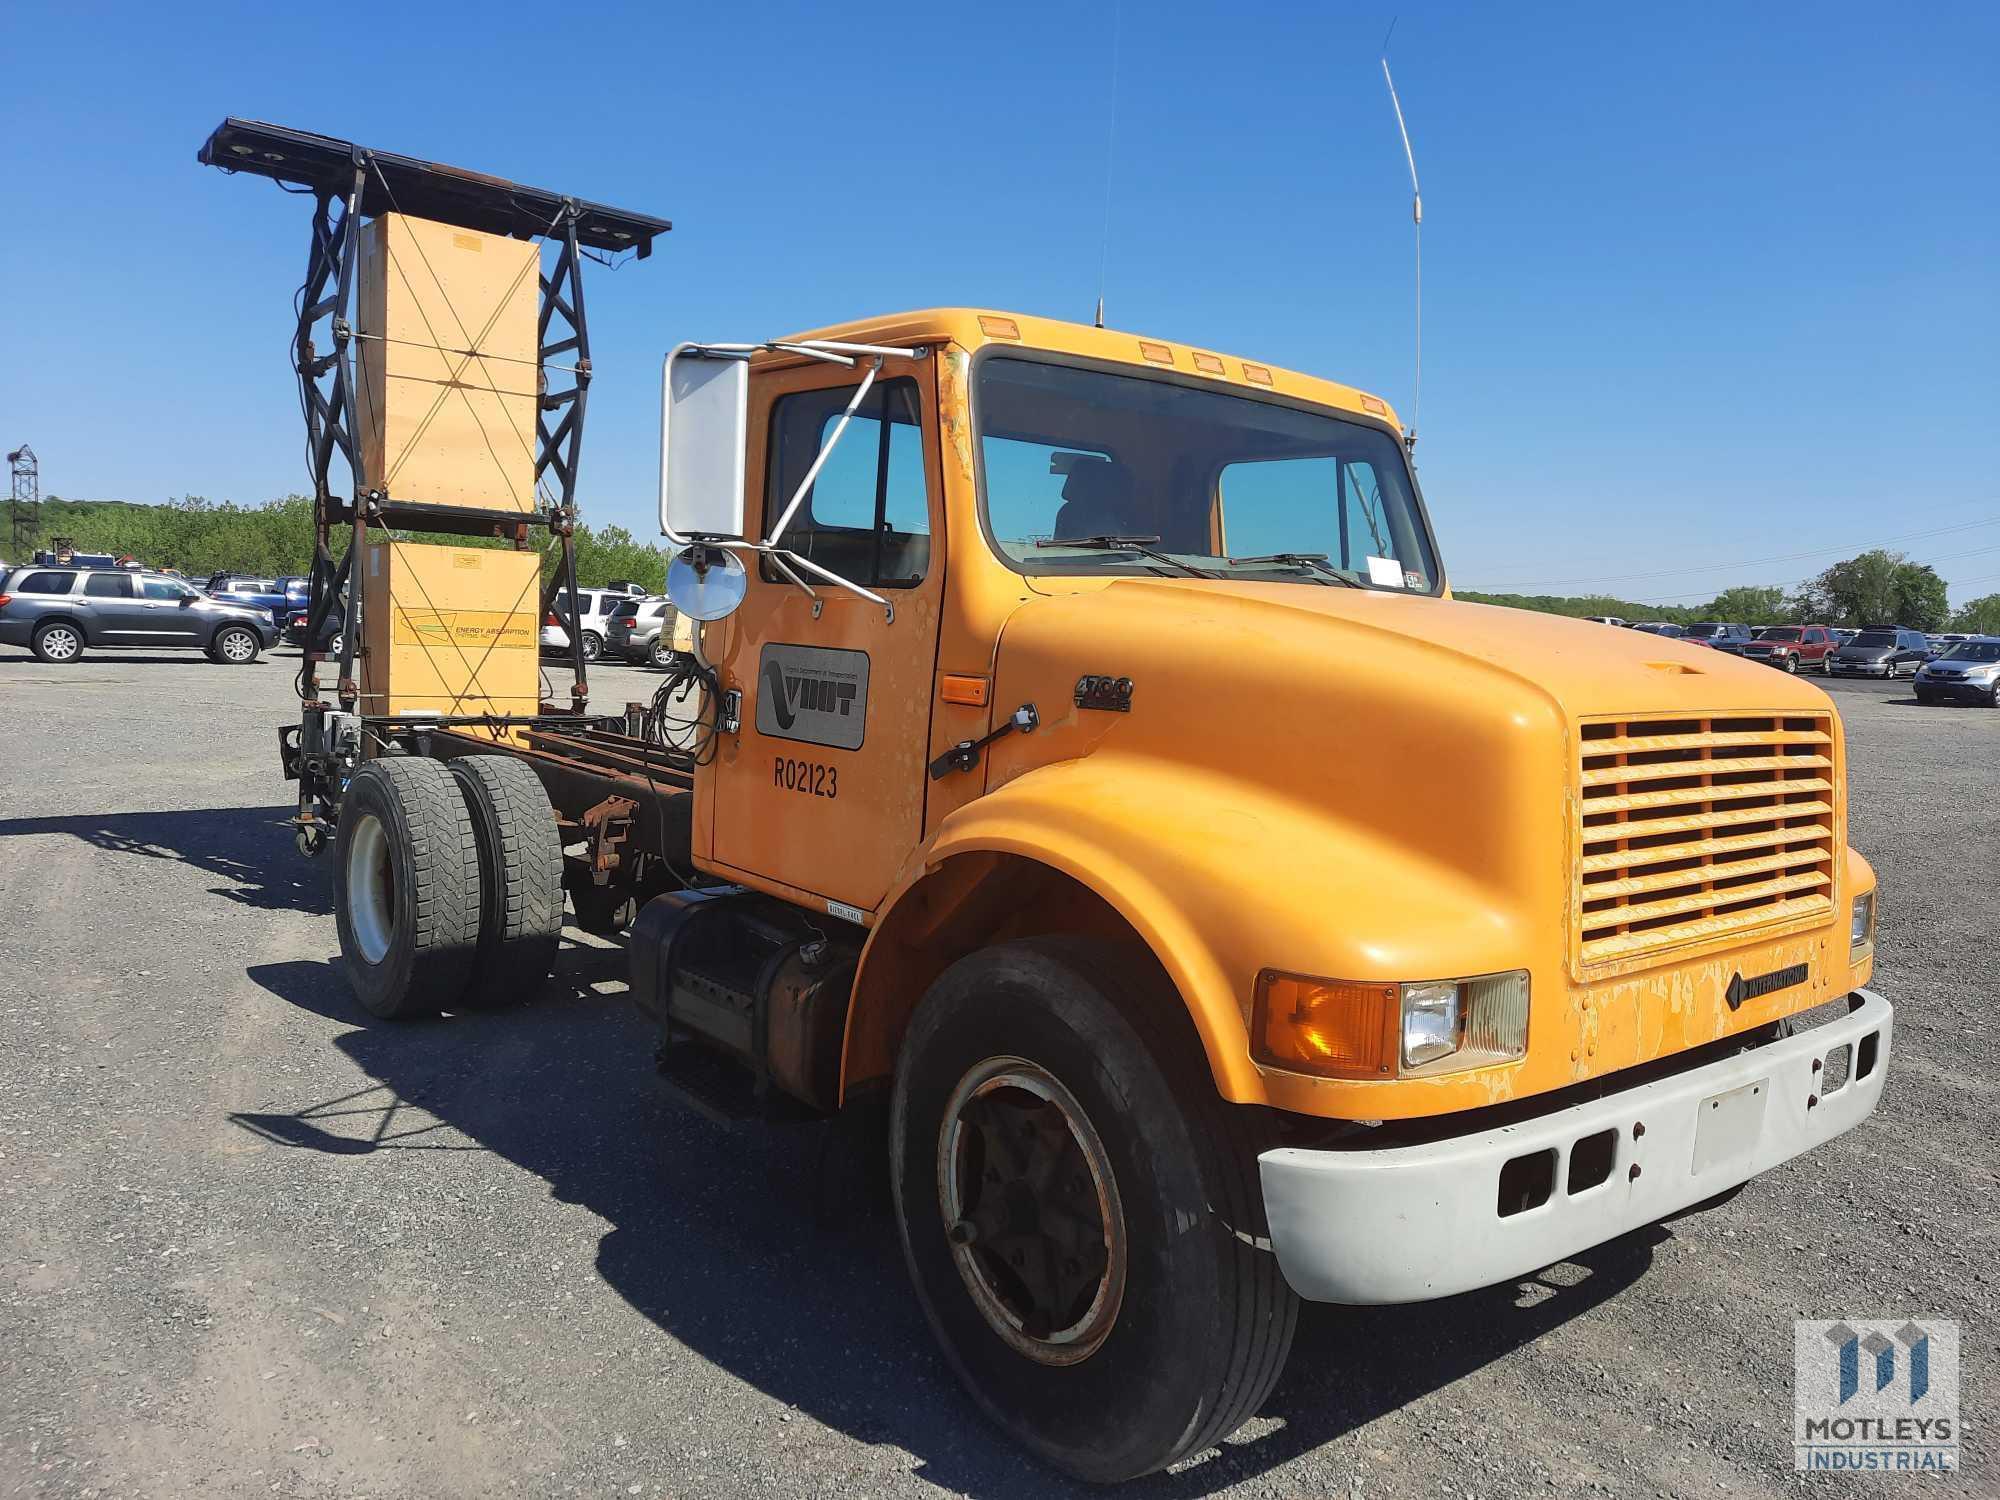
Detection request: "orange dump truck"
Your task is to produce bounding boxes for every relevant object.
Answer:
[203,127,1890,1484]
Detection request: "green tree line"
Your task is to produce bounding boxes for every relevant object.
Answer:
[1462,549,1999,635]
[12,497,1999,636]
[6,495,674,593]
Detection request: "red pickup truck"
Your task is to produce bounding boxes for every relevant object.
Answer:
[1724,624,1837,673]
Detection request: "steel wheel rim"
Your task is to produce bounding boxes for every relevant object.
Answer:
[937,1055,1126,1366]
[221,630,254,661]
[43,627,79,659]
[345,813,394,965]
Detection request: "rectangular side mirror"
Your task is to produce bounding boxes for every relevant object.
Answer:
[659,345,750,542]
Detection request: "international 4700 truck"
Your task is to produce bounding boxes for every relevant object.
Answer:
[206,124,1891,1484]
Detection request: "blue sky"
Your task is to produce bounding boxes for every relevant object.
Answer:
[3,2,1995,605]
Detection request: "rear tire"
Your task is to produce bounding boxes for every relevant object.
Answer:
[579,630,602,663]
[891,937,1297,1483]
[31,621,83,663]
[449,756,564,1008]
[334,757,481,1019]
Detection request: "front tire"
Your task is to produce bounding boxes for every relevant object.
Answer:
[1781,654,1798,673]
[210,625,261,664]
[891,938,1296,1483]
[334,757,481,1019]
[31,621,83,663]
[648,636,673,669]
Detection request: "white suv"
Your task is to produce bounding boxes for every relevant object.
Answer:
[540,589,628,662]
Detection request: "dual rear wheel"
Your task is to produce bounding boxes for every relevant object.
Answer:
[333,754,563,1018]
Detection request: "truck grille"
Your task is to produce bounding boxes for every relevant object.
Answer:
[1574,714,1837,970]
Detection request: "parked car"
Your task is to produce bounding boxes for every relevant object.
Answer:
[1729,624,1837,674]
[1679,621,1753,649]
[1832,627,1859,646]
[1583,615,1626,626]
[1914,637,2000,706]
[285,598,345,656]
[0,566,279,663]
[601,581,652,599]
[1827,626,1930,678]
[543,588,627,661]
[604,596,680,665]
[1923,632,1969,661]
[1629,620,1684,637]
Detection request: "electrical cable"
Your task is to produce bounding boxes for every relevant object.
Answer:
[641,649,723,766]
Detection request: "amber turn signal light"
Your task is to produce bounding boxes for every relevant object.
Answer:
[1253,971,1398,1078]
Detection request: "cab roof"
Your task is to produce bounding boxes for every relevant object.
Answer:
[774,308,1404,430]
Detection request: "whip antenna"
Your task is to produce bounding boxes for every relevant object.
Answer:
[1381,55,1422,447]
[1094,0,1123,328]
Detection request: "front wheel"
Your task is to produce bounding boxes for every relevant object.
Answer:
[891,938,1297,1483]
[648,636,672,669]
[210,625,261,664]
[1781,654,1798,673]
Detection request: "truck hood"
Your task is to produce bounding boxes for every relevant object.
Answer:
[997,578,1835,726]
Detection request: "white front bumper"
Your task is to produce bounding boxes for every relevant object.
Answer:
[1259,991,1892,1304]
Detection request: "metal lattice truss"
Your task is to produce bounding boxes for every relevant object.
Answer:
[199,119,669,714]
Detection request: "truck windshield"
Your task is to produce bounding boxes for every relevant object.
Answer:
[973,356,1439,591]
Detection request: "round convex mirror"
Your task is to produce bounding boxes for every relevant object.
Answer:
[666,545,748,622]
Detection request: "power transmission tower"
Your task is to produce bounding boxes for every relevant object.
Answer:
[6,445,40,557]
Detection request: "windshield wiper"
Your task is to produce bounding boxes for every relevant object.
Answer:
[1030,535,1218,579]
[1225,552,1362,588]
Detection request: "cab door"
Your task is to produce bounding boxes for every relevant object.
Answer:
[699,355,944,915]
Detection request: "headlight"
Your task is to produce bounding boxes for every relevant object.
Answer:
[1253,969,1530,1080]
[1850,891,1875,953]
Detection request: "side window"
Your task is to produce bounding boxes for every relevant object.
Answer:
[84,573,134,598]
[18,570,76,594]
[143,579,190,601]
[764,377,929,588]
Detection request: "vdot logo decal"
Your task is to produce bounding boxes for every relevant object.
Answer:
[756,643,869,751]
[1794,1319,1959,1472]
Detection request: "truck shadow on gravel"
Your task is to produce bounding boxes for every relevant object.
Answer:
[238,949,1661,1499]
[0,804,328,914]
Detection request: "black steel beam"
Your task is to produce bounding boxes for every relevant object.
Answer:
[198,118,670,257]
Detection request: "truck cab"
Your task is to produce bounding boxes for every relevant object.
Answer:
[635,309,1890,1479]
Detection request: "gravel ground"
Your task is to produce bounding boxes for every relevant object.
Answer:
[0,650,1993,1499]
